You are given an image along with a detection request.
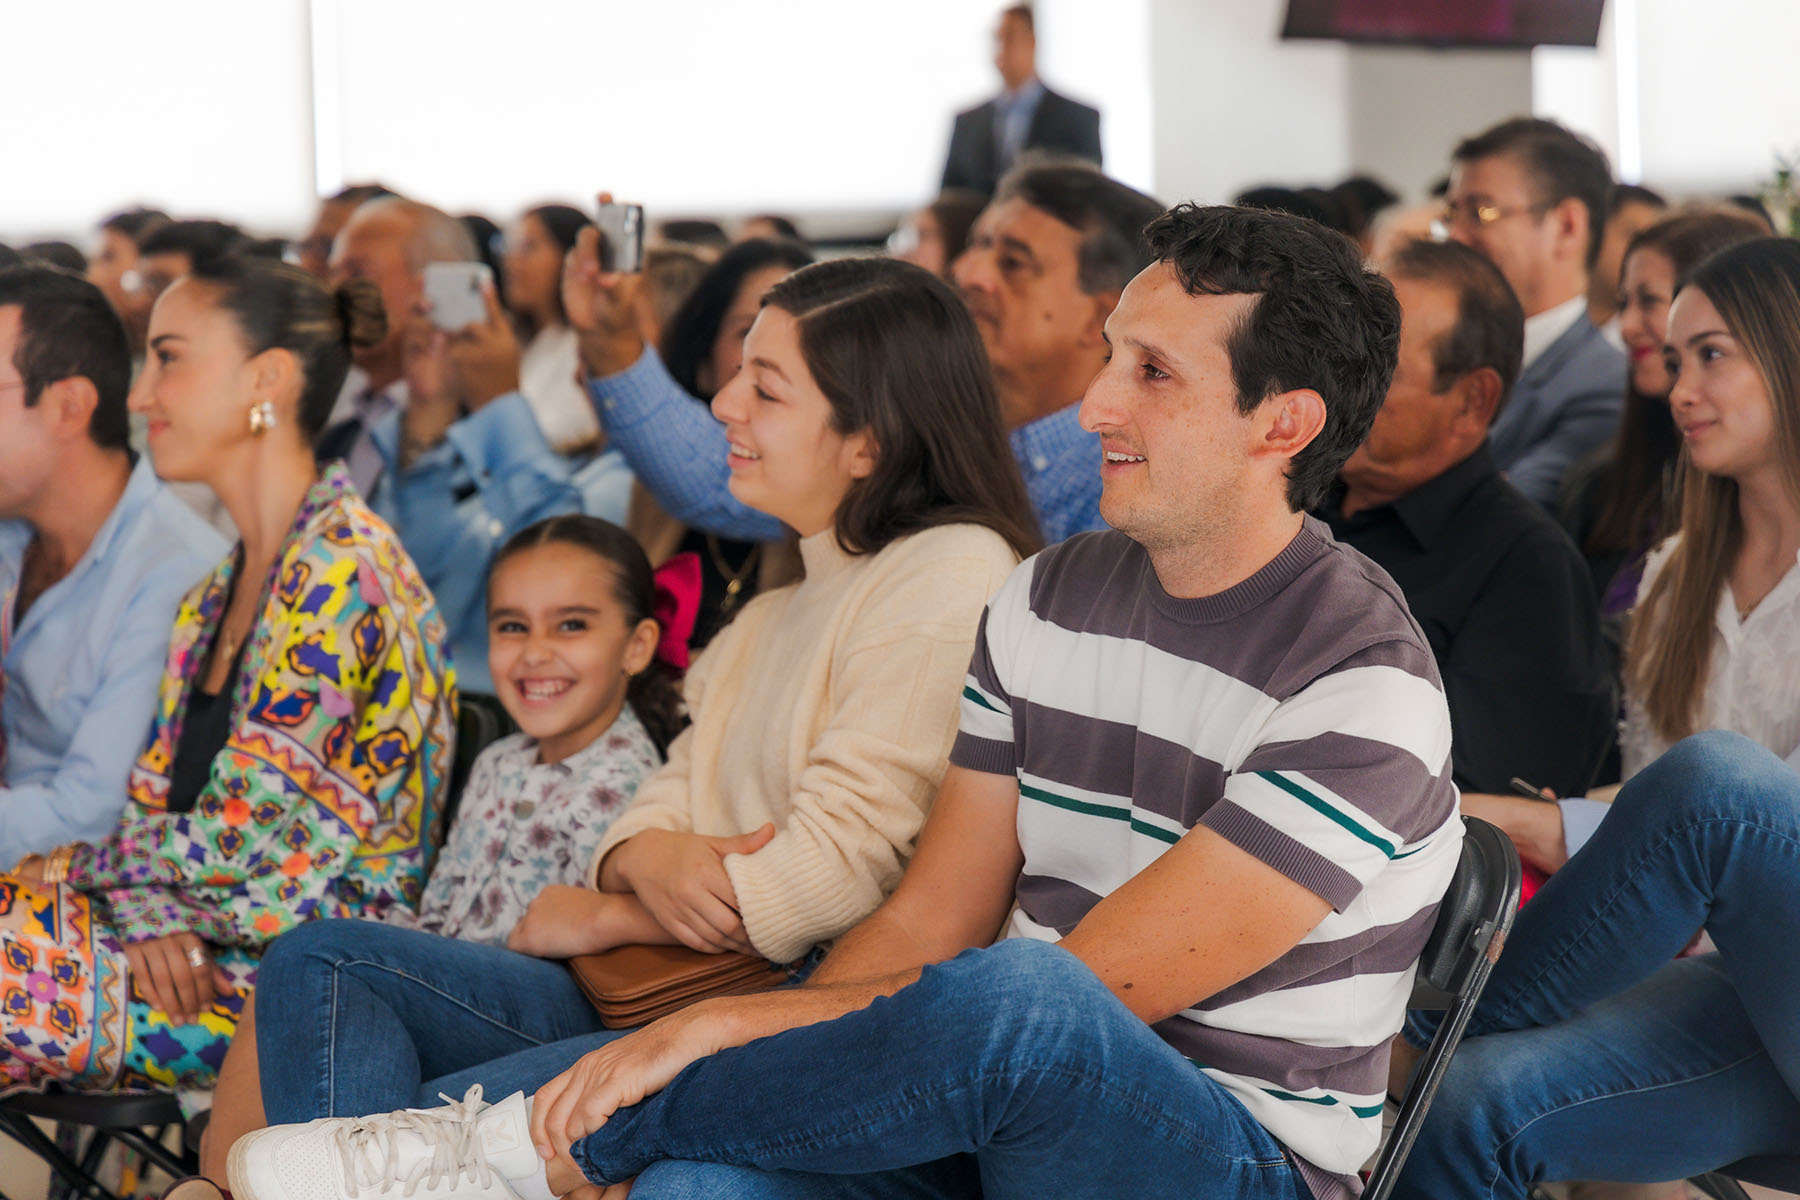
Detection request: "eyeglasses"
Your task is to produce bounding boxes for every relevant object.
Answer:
[1436,199,1547,230]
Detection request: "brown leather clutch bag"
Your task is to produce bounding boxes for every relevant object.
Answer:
[567,943,791,1028]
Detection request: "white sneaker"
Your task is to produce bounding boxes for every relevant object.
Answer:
[227,1085,554,1200]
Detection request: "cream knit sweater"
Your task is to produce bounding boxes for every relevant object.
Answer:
[590,521,1020,963]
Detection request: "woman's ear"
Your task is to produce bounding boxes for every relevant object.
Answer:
[843,428,879,481]
[248,346,302,419]
[622,616,659,677]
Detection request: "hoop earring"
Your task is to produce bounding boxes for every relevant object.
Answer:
[248,400,277,435]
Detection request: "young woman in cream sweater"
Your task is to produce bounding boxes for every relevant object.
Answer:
[226,257,1041,1140]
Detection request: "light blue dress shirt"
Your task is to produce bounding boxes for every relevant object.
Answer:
[370,390,584,695]
[993,78,1046,176]
[0,457,226,866]
[585,349,1107,546]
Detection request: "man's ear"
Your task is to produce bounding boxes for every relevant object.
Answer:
[38,376,100,442]
[1258,387,1328,463]
[1551,197,1590,264]
[1452,366,1504,436]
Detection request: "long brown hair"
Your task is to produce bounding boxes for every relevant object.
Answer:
[1587,209,1769,557]
[763,257,1041,559]
[1626,237,1800,741]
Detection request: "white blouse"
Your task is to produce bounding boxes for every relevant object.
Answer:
[1621,535,1800,778]
[521,324,603,454]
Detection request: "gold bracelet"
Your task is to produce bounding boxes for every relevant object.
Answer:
[42,844,78,886]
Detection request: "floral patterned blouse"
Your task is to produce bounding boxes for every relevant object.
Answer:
[65,463,457,950]
[385,707,660,946]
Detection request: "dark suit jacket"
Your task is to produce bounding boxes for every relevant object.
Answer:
[941,85,1102,196]
[1489,313,1625,513]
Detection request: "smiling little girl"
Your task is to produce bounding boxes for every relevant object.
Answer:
[387,515,681,947]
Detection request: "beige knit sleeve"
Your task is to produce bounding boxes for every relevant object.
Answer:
[584,609,745,887]
[724,528,1019,962]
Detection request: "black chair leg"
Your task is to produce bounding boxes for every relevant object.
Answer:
[111,1121,198,1182]
[1691,1174,1755,1200]
[72,1122,113,1197]
[0,1110,119,1200]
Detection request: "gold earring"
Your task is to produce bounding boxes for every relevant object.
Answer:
[248,400,277,435]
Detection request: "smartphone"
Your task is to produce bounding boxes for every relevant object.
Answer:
[1508,777,1554,801]
[422,262,492,331]
[595,202,646,273]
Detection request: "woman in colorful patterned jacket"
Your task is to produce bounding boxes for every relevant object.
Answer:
[0,256,455,1096]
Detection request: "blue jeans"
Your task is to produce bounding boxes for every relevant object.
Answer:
[1395,731,1800,1199]
[567,939,1313,1200]
[253,918,627,1120]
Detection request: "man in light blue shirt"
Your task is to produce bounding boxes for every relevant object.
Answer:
[0,266,225,867]
[569,164,1162,546]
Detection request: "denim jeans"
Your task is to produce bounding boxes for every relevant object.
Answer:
[565,938,1314,1200]
[253,918,625,1121]
[1395,731,1800,1199]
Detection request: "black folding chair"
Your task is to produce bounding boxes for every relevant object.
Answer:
[0,1087,193,1200]
[0,694,521,1199]
[1693,1157,1800,1199]
[443,691,517,838]
[1363,815,1522,1200]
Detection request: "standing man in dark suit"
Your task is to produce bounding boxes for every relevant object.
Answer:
[1440,117,1625,512]
[941,5,1102,197]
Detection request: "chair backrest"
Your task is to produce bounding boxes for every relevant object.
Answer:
[441,691,518,842]
[1694,1156,1800,1198]
[1362,815,1522,1200]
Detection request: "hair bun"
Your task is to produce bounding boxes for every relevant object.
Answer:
[333,278,389,351]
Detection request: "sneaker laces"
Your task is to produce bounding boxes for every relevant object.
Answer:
[334,1084,500,1197]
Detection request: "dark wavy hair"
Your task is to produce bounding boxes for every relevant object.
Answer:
[489,515,686,756]
[762,257,1041,559]
[1145,203,1402,512]
[660,238,815,399]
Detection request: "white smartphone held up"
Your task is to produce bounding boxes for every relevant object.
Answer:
[595,202,646,273]
[422,262,493,331]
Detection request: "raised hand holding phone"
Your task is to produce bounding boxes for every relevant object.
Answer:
[422,262,492,332]
[445,279,521,411]
[563,191,648,377]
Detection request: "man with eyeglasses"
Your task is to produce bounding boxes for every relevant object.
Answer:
[1440,117,1625,512]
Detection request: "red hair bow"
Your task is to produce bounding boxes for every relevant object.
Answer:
[650,552,703,672]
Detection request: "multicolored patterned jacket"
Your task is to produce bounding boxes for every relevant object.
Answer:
[65,464,457,949]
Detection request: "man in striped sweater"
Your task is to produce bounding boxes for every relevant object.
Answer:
[236,205,1462,1200]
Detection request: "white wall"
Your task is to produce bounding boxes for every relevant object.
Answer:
[1145,0,1535,207]
[4,0,1158,242]
[1147,0,1350,206]
[0,0,315,238]
[1634,0,1800,195]
[1347,46,1532,199]
[1536,0,1800,197]
[5,1,1797,246]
